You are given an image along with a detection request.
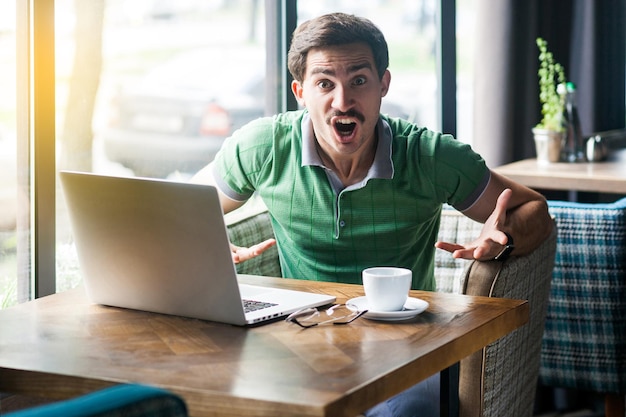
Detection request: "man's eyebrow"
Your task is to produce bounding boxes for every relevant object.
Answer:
[348,62,374,73]
[310,67,334,76]
[309,62,374,76]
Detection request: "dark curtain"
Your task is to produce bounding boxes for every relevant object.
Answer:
[472,0,626,168]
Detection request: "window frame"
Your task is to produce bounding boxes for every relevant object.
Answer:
[16,0,57,302]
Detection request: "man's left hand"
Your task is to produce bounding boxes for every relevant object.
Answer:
[435,189,513,261]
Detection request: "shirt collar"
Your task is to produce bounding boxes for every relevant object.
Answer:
[301,112,394,180]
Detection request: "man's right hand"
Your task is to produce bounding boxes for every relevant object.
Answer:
[230,238,277,264]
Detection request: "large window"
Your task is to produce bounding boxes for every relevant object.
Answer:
[55,0,270,292]
[0,1,20,308]
[1,0,475,307]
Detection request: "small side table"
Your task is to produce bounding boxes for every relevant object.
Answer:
[494,151,626,195]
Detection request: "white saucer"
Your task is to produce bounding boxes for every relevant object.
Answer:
[346,296,429,321]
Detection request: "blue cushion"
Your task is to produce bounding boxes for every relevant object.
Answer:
[4,384,188,417]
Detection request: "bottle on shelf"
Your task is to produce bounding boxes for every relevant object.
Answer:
[560,81,586,162]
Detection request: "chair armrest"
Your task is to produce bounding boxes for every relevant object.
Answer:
[459,227,557,417]
[4,384,188,417]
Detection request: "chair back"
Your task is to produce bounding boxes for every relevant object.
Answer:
[227,210,281,277]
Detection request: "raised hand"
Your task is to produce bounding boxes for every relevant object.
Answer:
[435,189,512,261]
[230,238,277,264]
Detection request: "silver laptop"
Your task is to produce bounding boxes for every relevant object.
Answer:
[59,171,335,326]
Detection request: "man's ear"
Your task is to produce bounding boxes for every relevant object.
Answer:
[380,69,391,98]
[291,79,305,107]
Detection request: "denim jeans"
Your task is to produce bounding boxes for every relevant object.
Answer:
[364,373,440,417]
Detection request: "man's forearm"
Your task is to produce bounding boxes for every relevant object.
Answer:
[505,198,554,256]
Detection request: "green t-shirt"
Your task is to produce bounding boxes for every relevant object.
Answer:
[213,110,489,290]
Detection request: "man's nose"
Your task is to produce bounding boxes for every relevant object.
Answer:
[332,84,354,111]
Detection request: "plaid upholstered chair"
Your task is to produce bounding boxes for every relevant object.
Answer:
[541,198,626,417]
[227,205,557,417]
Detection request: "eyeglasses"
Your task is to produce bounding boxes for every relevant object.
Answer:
[285,304,368,328]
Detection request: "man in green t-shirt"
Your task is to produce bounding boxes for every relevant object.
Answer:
[193,12,553,417]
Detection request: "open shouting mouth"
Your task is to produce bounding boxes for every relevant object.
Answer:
[328,111,365,140]
[335,118,357,136]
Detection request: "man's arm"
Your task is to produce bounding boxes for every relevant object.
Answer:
[190,163,246,214]
[190,163,276,263]
[435,170,554,260]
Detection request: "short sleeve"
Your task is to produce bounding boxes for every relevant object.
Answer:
[408,128,489,210]
[212,117,276,201]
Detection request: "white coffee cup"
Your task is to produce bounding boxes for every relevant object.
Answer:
[362,267,412,312]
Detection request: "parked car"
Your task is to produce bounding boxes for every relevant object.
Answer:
[102,49,415,178]
[102,49,266,178]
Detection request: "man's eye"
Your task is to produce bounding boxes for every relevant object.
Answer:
[318,80,332,89]
[353,77,366,86]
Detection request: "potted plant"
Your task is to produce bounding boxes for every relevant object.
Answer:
[533,37,566,163]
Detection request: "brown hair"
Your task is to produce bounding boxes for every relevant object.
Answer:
[287,13,389,82]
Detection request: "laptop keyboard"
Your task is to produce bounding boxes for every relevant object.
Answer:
[243,299,278,313]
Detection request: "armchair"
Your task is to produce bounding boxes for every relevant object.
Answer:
[541,197,626,417]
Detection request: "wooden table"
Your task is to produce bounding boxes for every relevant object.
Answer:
[494,151,626,194]
[0,275,528,417]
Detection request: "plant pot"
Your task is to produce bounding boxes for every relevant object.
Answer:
[532,128,564,164]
